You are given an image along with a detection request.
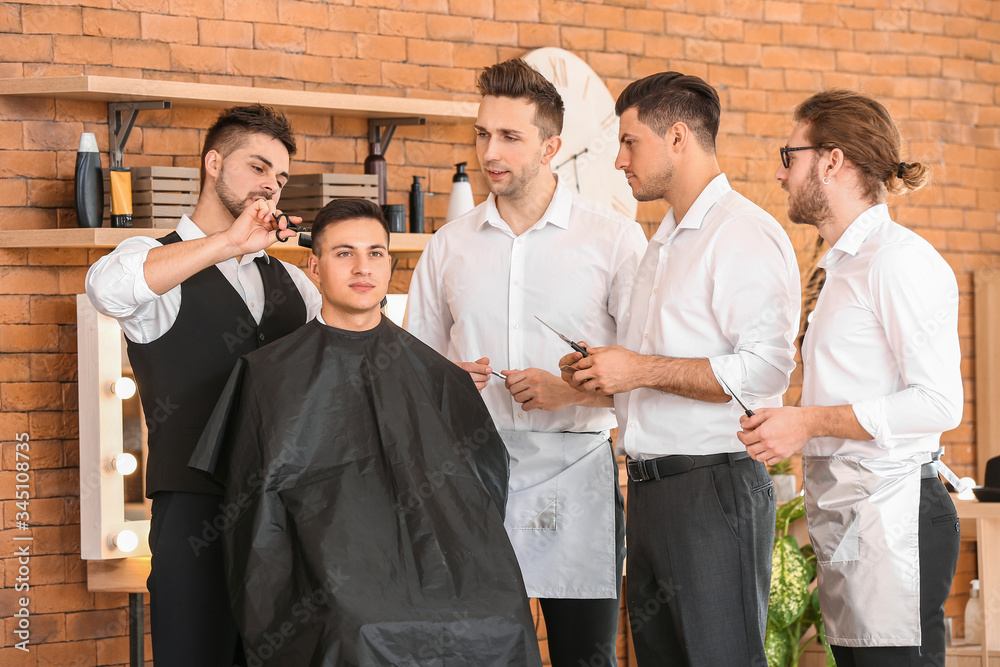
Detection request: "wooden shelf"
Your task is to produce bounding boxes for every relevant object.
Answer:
[0,76,478,125]
[0,228,432,254]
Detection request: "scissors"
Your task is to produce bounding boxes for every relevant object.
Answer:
[273,212,305,243]
[717,376,754,418]
[534,316,589,358]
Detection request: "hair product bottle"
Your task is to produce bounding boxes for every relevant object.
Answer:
[446,162,475,222]
[74,133,103,228]
[409,176,424,233]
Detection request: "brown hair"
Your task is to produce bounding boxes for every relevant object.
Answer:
[200,104,296,186]
[310,198,389,257]
[793,89,929,202]
[476,59,564,139]
[615,71,721,153]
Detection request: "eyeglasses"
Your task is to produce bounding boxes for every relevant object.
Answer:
[780,145,828,169]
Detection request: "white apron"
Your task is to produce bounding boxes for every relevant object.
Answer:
[803,454,926,647]
[499,430,617,599]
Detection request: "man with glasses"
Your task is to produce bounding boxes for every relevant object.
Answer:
[561,71,800,666]
[738,90,963,667]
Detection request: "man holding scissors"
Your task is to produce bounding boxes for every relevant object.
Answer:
[738,90,962,667]
[406,59,647,666]
[86,105,320,665]
[562,72,800,666]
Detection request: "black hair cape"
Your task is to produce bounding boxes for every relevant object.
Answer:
[190,317,541,666]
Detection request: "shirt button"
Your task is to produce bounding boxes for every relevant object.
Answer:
[513,280,519,286]
[644,333,648,338]
[517,413,523,419]
[653,288,658,294]
[513,324,519,329]
[258,333,265,341]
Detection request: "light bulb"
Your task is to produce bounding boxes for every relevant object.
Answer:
[108,452,137,476]
[957,477,977,501]
[109,377,136,400]
[108,529,139,553]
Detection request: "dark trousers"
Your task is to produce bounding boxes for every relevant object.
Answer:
[626,455,775,667]
[148,491,242,667]
[830,477,961,667]
[538,466,626,667]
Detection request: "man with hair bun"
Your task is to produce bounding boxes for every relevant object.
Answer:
[406,59,647,666]
[739,89,963,666]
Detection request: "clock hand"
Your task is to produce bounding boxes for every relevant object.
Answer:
[553,147,589,171]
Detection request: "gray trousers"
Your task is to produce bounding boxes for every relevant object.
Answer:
[626,454,775,667]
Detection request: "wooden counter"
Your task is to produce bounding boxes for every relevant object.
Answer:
[952,496,1000,666]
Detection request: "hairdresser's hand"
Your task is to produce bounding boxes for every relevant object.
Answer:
[456,357,493,392]
[223,199,298,256]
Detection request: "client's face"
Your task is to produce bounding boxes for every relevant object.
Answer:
[308,217,391,331]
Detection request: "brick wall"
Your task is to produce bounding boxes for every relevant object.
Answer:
[2,0,999,663]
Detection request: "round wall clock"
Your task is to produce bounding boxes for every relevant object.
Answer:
[524,47,638,220]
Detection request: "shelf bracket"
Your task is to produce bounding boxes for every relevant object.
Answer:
[368,116,425,155]
[365,117,425,205]
[108,100,171,168]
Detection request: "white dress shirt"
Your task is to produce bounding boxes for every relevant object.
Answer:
[616,174,800,459]
[85,215,321,343]
[801,204,963,459]
[406,179,648,434]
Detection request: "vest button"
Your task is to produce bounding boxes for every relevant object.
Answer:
[258,333,265,341]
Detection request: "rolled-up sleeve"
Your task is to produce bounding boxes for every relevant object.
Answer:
[851,244,963,449]
[85,237,170,343]
[708,216,801,403]
[85,238,161,316]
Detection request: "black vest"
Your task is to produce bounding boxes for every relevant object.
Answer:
[127,232,307,496]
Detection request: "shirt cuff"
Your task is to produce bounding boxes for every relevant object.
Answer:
[709,354,744,405]
[851,398,894,449]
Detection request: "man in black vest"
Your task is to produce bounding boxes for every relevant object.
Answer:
[85,105,321,666]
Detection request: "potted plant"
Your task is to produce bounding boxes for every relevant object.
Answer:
[766,495,835,667]
[768,459,798,504]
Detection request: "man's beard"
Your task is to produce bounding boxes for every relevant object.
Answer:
[483,149,543,199]
[631,163,673,202]
[216,165,271,219]
[787,164,834,228]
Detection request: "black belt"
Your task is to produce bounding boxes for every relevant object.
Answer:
[627,451,750,482]
[921,461,939,479]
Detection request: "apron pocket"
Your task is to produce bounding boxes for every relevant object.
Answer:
[803,456,862,564]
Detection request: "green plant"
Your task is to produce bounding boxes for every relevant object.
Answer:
[768,459,793,476]
[765,495,835,667]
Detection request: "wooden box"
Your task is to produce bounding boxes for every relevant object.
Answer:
[279,173,379,224]
[103,166,200,228]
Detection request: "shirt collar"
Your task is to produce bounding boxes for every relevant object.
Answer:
[175,215,269,263]
[818,204,889,268]
[651,173,731,243]
[478,177,572,235]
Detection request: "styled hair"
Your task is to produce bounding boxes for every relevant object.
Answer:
[310,198,389,257]
[200,104,296,186]
[793,89,928,202]
[476,59,564,139]
[615,71,721,153]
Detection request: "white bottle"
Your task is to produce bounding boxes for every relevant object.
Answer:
[445,162,475,222]
[965,579,982,645]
